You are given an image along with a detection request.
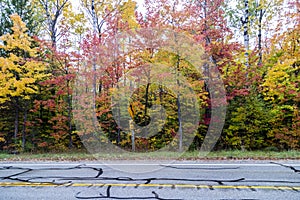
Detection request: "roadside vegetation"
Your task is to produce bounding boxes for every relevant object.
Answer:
[0,150,299,161]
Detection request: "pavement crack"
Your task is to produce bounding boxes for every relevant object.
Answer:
[75,185,184,199]
[160,165,239,170]
[0,165,246,186]
[270,162,300,173]
[1,164,300,199]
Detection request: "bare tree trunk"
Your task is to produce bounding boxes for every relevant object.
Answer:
[242,0,250,68]
[258,5,264,65]
[39,0,69,48]
[91,0,98,132]
[240,0,251,150]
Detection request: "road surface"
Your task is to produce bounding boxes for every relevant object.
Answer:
[0,160,299,199]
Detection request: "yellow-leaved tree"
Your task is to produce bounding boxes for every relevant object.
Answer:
[262,20,300,149]
[0,14,48,151]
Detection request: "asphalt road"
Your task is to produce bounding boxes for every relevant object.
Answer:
[0,160,299,200]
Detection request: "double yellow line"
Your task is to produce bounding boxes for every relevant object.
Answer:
[0,182,299,191]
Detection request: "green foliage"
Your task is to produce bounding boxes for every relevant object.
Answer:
[0,0,42,37]
[223,95,272,150]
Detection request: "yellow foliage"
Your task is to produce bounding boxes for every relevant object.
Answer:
[62,5,87,35]
[119,0,139,29]
[0,137,5,142]
[0,14,48,104]
[262,24,300,103]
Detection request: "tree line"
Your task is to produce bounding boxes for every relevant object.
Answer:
[0,0,299,153]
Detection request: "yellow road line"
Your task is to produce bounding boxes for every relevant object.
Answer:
[0,182,299,191]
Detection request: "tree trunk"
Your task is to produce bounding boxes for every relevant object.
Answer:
[67,80,73,149]
[131,129,135,152]
[177,93,183,152]
[91,0,99,133]
[258,6,263,65]
[14,99,19,152]
[144,83,150,116]
[243,0,250,68]
[175,55,183,152]
[21,101,28,151]
[117,93,121,146]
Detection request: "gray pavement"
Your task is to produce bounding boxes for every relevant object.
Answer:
[0,160,299,199]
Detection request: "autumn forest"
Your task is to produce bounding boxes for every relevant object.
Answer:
[0,0,299,153]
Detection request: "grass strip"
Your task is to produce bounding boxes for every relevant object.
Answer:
[0,150,299,161]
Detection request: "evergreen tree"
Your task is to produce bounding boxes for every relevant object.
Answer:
[0,0,42,36]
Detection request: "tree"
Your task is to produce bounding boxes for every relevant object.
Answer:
[80,0,123,38]
[0,0,42,36]
[261,2,300,149]
[0,14,48,151]
[35,0,70,48]
[225,0,283,66]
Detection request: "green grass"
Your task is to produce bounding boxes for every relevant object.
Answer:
[0,150,299,161]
